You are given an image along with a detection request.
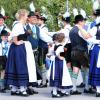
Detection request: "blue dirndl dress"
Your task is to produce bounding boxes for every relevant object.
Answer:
[50,44,72,89]
[5,43,29,87]
[89,44,100,86]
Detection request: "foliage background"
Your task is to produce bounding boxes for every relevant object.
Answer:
[0,0,93,30]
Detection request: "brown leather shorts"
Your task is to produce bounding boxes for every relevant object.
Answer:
[71,50,89,68]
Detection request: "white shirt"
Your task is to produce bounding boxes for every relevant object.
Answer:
[28,23,36,33]
[59,24,72,45]
[0,26,4,32]
[39,24,53,43]
[0,41,10,57]
[78,26,100,45]
[55,43,64,56]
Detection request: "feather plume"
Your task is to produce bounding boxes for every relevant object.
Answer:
[1,7,5,16]
[93,0,99,10]
[63,11,70,18]
[73,8,78,17]
[80,9,86,19]
[41,13,47,19]
[29,2,35,12]
[41,6,46,12]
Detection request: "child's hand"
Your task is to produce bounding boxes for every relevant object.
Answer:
[16,40,24,45]
[48,43,52,47]
[64,48,67,52]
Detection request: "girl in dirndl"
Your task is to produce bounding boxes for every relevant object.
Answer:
[50,33,72,98]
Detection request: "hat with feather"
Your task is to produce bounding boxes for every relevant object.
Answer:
[62,11,71,23]
[93,0,100,16]
[28,2,37,17]
[0,7,6,20]
[80,9,87,20]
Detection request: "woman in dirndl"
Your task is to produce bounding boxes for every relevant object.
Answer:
[50,33,72,98]
[78,9,100,97]
[4,9,37,97]
[88,23,100,97]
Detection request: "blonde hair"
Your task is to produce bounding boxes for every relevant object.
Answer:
[15,9,29,20]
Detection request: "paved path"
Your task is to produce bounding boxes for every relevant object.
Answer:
[0,87,99,100]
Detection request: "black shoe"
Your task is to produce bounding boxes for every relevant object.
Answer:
[57,90,69,97]
[0,89,6,93]
[60,92,69,97]
[96,92,100,97]
[26,88,34,95]
[11,91,19,95]
[70,90,81,95]
[84,88,95,94]
[77,83,85,88]
[52,94,61,98]
[84,89,90,93]
[19,91,29,97]
[29,88,38,94]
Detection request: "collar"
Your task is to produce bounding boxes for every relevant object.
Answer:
[29,23,35,29]
[40,24,46,28]
[64,24,71,29]
[55,42,63,46]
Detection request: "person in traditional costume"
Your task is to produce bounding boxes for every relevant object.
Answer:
[50,33,72,98]
[59,11,72,76]
[0,30,10,93]
[46,34,58,83]
[4,9,37,97]
[0,14,10,43]
[78,9,100,97]
[69,15,89,95]
[38,14,52,88]
[25,11,40,94]
[76,9,95,94]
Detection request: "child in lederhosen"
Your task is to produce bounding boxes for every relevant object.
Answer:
[0,30,10,93]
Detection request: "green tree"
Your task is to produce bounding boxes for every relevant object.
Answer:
[0,0,93,30]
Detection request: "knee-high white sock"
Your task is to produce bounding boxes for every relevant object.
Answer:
[72,72,78,91]
[52,87,57,95]
[81,68,85,84]
[20,86,26,92]
[11,85,17,92]
[96,86,100,93]
[84,68,89,90]
[42,66,47,85]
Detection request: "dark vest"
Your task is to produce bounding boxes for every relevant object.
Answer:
[26,24,40,50]
[96,23,100,40]
[0,25,6,43]
[69,26,87,51]
[54,45,65,57]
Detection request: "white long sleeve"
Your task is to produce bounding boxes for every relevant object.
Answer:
[86,37,100,44]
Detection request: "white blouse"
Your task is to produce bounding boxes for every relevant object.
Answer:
[55,43,64,56]
[59,24,72,45]
[11,21,25,37]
